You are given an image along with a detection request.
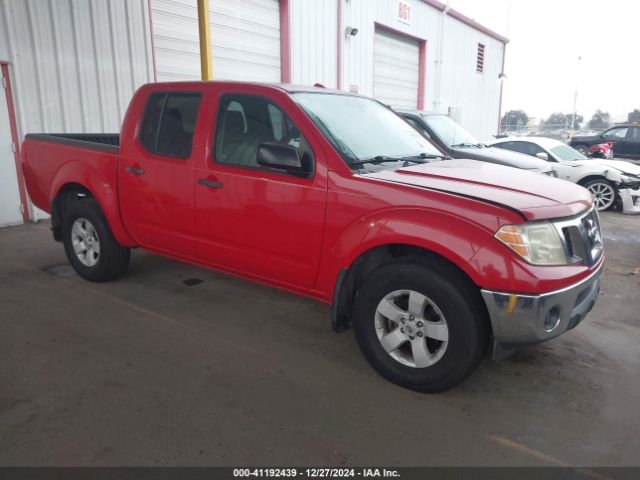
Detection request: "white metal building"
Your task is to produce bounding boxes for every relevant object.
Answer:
[0,0,507,226]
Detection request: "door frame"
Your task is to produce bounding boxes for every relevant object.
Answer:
[1,61,30,223]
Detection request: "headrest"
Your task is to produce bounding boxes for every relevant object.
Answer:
[223,110,246,136]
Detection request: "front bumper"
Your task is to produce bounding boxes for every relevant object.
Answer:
[619,187,640,214]
[481,264,602,356]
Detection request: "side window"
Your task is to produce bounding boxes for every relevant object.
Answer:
[522,142,545,156]
[495,141,514,151]
[214,94,313,173]
[603,127,628,139]
[138,92,202,158]
[268,104,285,141]
[501,141,528,154]
[629,127,640,140]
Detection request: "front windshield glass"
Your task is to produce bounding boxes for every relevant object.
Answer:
[292,93,442,166]
[550,144,587,161]
[422,113,479,147]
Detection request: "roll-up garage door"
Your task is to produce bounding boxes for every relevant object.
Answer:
[373,28,420,109]
[152,0,281,82]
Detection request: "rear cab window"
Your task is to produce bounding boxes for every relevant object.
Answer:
[139,92,202,158]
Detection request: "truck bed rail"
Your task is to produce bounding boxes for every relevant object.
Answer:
[25,133,119,153]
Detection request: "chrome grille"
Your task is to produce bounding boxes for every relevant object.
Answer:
[555,209,603,266]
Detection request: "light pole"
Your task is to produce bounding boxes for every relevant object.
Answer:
[571,56,582,131]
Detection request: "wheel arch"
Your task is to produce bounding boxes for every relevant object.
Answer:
[577,174,612,187]
[331,243,487,333]
[50,163,135,246]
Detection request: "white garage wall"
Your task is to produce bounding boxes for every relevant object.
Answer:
[0,0,155,221]
[329,0,505,139]
[151,0,281,83]
[289,0,338,88]
[0,0,154,136]
[437,16,505,141]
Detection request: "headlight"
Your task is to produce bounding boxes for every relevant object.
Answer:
[620,174,640,184]
[495,223,568,265]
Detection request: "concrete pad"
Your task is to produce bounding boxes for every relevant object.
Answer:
[0,214,639,466]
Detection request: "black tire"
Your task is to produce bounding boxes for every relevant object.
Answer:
[581,178,617,211]
[352,259,490,393]
[62,198,130,282]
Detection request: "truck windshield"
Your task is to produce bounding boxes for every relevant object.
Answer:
[292,93,442,168]
[422,113,480,148]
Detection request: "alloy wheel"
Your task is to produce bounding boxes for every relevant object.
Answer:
[374,289,449,368]
[587,182,615,211]
[71,217,101,267]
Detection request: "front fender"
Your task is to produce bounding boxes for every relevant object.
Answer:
[316,208,496,299]
[51,161,135,246]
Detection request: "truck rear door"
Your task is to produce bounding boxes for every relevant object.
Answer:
[119,91,202,255]
[194,90,328,289]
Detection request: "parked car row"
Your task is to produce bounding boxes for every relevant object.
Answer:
[400,110,640,214]
[22,83,604,392]
[571,124,640,159]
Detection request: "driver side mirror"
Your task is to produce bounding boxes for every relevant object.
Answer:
[257,142,312,178]
[535,152,549,161]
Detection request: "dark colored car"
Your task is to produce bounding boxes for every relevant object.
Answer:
[571,124,640,159]
[400,111,555,175]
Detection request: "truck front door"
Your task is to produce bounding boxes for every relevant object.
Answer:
[194,91,327,289]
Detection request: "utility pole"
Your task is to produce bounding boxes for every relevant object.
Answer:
[571,56,582,130]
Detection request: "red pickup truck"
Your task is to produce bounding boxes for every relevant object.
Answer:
[22,82,603,392]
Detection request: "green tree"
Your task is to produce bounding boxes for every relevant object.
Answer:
[543,112,567,129]
[588,110,611,130]
[501,110,528,132]
[542,112,583,130]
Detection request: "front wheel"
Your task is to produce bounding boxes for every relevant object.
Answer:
[62,198,130,282]
[352,260,489,393]
[582,178,617,211]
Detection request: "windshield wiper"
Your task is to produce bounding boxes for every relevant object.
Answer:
[451,142,481,148]
[352,153,444,166]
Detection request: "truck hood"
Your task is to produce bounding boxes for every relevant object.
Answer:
[559,159,640,176]
[363,160,592,221]
[451,146,553,173]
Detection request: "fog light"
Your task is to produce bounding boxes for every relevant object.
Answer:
[544,307,561,332]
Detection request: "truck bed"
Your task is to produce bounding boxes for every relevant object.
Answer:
[24,133,119,153]
[22,133,120,215]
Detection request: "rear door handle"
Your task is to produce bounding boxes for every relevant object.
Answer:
[198,178,223,189]
[125,166,145,175]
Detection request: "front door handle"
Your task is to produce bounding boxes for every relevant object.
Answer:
[125,166,145,175]
[198,178,223,189]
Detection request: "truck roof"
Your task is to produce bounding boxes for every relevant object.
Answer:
[142,81,351,96]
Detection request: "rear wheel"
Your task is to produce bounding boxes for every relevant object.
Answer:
[582,178,616,211]
[352,260,489,393]
[62,198,130,282]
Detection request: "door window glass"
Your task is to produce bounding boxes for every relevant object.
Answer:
[603,127,628,139]
[138,92,202,158]
[215,94,313,172]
